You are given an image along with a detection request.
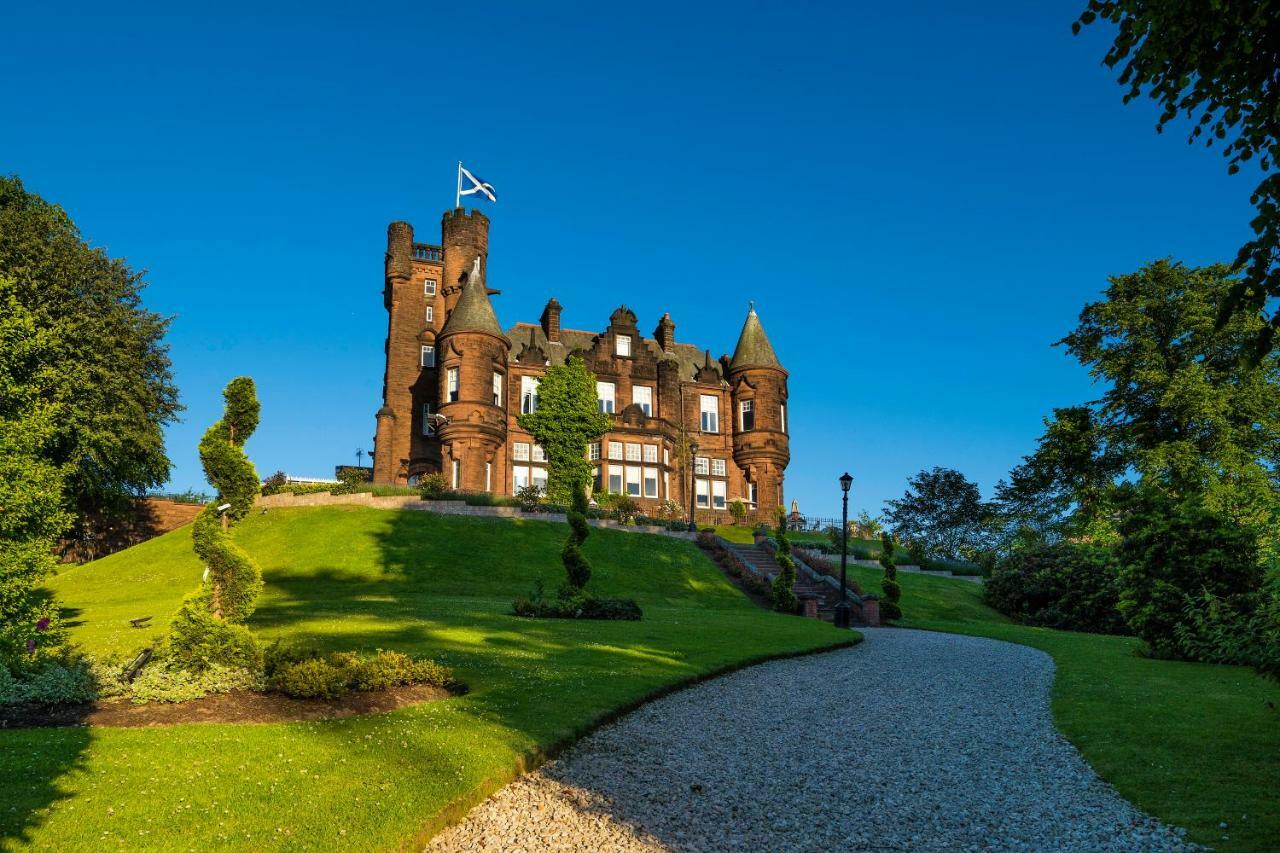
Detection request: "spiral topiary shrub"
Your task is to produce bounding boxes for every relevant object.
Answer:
[192,377,263,622]
[879,531,903,620]
[770,511,798,613]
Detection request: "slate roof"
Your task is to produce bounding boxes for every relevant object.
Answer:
[440,263,504,338]
[504,322,726,384]
[729,304,782,371]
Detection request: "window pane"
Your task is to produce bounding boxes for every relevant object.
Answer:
[589,442,601,461]
[643,468,658,498]
[700,395,718,432]
[695,456,709,475]
[421,346,435,368]
[711,458,726,477]
[608,464,623,493]
[625,443,641,462]
[625,465,642,496]
[608,441,623,460]
[532,444,547,463]
[513,442,530,461]
[493,373,503,406]
[696,479,710,507]
[617,335,631,356]
[532,468,548,489]
[712,480,727,509]
[513,465,530,490]
[633,385,652,416]
[424,279,437,296]
[597,381,615,414]
[643,444,658,463]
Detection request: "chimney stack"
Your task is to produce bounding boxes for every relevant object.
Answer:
[654,312,676,352]
[541,298,562,343]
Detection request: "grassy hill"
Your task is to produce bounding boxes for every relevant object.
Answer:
[3,507,848,850]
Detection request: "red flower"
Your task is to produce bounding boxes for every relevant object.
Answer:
[35,618,50,632]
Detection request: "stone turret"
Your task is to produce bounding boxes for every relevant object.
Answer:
[436,258,510,492]
[728,303,789,514]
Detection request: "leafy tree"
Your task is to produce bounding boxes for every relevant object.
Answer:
[879,531,902,620]
[0,277,72,662]
[883,467,991,561]
[728,498,747,526]
[992,406,1121,547]
[1074,3,1280,358]
[1059,260,1280,537]
[192,378,263,622]
[0,176,181,515]
[518,356,611,595]
[517,356,611,506]
[853,510,884,539]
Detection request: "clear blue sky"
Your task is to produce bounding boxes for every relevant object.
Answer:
[2,1,1252,519]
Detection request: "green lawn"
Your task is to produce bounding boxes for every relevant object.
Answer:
[2,507,850,850]
[843,563,1280,851]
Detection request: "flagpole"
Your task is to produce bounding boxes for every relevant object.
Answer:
[455,161,462,210]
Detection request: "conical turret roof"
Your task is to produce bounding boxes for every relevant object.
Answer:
[440,258,504,338]
[729,302,781,371]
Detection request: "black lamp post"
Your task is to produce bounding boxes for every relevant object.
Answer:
[686,440,700,532]
[833,472,854,629]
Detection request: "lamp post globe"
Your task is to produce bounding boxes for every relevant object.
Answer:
[833,471,854,629]
[686,441,700,533]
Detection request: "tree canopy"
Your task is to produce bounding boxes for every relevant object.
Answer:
[1060,260,1280,529]
[0,276,72,661]
[883,467,991,560]
[0,175,181,514]
[1075,2,1280,357]
[516,356,611,505]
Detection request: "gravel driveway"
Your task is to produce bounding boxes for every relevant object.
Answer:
[430,628,1193,851]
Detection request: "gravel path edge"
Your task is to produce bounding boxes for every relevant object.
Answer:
[410,631,860,847]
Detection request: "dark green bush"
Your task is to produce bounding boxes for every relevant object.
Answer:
[515,484,543,512]
[985,543,1126,634]
[1116,489,1264,659]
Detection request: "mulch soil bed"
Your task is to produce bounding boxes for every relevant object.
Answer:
[0,683,451,729]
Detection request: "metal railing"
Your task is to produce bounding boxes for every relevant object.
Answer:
[413,243,442,262]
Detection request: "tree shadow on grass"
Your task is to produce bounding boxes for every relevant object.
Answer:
[0,722,92,847]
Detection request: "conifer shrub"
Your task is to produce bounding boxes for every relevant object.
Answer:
[770,511,798,613]
[879,532,903,620]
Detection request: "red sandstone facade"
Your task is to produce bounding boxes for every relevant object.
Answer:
[372,207,790,523]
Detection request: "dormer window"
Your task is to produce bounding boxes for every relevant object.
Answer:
[616,335,631,357]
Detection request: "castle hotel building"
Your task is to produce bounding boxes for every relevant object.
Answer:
[372,207,789,522]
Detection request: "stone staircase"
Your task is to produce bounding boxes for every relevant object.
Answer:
[727,543,845,621]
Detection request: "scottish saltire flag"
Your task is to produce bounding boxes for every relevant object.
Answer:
[458,163,497,203]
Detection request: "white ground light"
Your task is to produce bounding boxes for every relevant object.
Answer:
[431,628,1194,852]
